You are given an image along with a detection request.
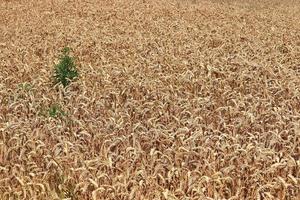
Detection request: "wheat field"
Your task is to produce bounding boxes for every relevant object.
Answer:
[0,0,299,199]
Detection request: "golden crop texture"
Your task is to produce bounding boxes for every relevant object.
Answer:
[0,0,299,199]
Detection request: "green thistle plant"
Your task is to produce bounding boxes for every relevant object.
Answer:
[48,104,65,118]
[53,47,78,87]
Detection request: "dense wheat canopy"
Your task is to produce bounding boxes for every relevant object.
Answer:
[0,0,299,199]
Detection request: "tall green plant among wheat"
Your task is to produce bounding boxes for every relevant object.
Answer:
[53,47,78,87]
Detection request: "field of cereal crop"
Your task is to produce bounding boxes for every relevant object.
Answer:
[0,0,299,199]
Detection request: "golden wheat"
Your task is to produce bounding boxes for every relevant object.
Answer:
[0,0,299,199]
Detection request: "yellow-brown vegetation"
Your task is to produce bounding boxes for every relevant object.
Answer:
[0,0,299,199]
